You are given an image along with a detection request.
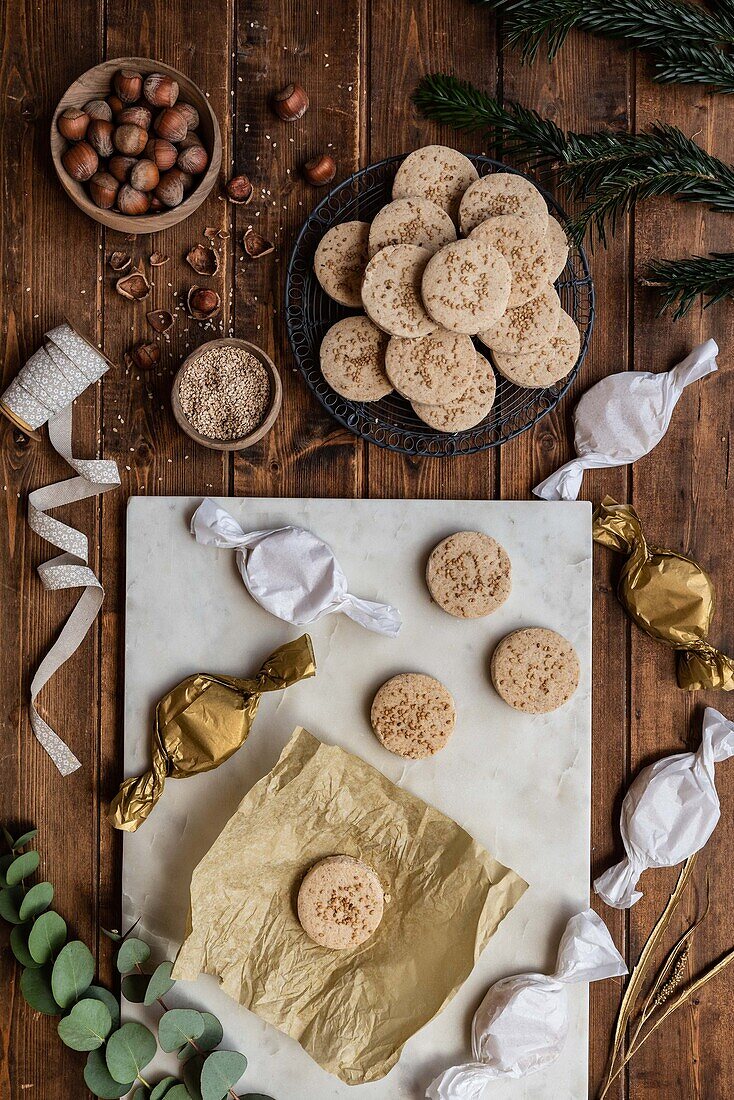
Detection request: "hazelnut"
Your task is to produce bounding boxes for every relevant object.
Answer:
[243,228,274,259]
[89,171,119,209]
[108,155,137,183]
[303,154,336,186]
[117,183,151,216]
[154,105,189,143]
[83,99,112,122]
[57,107,89,142]
[108,251,132,271]
[154,170,184,208]
[113,68,143,104]
[143,73,179,109]
[114,123,148,157]
[177,142,208,174]
[107,94,124,116]
[87,118,115,158]
[186,242,219,276]
[167,166,193,192]
[117,105,152,130]
[131,341,160,370]
[176,102,199,131]
[130,159,160,192]
[116,265,151,299]
[62,141,98,182]
[144,137,178,170]
[149,195,164,212]
[272,82,309,122]
[187,285,221,321]
[224,174,253,204]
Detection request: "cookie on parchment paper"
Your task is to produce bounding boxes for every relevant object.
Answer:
[427,531,511,618]
[492,309,580,388]
[478,284,561,355]
[490,627,580,714]
[313,221,370,308]
[297,855,385,950]
[385,328,477,405]
[470,213,552,307]
[368,197,457,258]
[392,145,479,220]
[371,672,456,759]
[459,172,548,236]
[361,244,438,338]
[320,315,392,401]
[421,238,511,335]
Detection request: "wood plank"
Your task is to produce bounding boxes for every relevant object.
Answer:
[499,29,633,1099]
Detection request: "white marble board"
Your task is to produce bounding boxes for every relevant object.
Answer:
[122,496,592,1100]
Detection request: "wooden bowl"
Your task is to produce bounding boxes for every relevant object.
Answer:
[50,57,222,234]
[171,339,282,451]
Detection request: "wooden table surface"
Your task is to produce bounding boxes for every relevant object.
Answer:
[1,0,733,1096]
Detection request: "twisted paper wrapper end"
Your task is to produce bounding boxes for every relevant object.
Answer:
[107,635,316,831]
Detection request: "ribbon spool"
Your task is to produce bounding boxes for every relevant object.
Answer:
[1,322,120,775]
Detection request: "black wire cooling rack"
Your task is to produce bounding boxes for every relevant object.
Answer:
[285,154,595,458]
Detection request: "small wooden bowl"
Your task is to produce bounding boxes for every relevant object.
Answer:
[51,57,222,235]
[171,339,282,451]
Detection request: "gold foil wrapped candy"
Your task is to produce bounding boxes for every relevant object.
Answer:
[594,498,734,691]
[108,635,316,831]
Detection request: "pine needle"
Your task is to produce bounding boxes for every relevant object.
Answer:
[643,252,734,317]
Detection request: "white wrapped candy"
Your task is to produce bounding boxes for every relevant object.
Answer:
[595,707,734,909]
[426,909,626,1098]
[534,340,718,501]
[191,498,402,637]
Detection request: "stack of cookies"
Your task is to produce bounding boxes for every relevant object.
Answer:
[314,145,580,433]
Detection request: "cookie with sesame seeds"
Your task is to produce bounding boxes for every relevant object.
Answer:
[371,672,456,759]
[411,355,497,432]
[320,316,392,401]
[297,855,384,950]
[385,328,477,405]
[368,197,457,258]
[544,214,570,281]
[427,531,511,618]
[392,146,479,221]
[478,284,561,355]
[314,221,371,308]
[459,172,549,236]
[490,627,579,714]
[361,244,438,338]
[492,309,580,388]
[421,238,511,335]
[470,213,552,307]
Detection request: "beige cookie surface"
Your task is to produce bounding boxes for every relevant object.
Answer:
[386,328,477,404]
[491,627,580,713]
[314,221,370,308]
[478,285,560,355]
[392,145,479,220]
[422,238,511,335]
[371,672,456,759]
[320,316,392,401]
[361,244,438,338]
[545,215,570,281]
[459,173,548,235]
[493,309,580,388]
[368,197,457,258]
[412,357,497,432]
[427,531,511,618]
[297,855,384,950]
[471,213,552,307]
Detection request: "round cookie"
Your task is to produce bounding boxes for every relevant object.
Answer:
[368,197,457,258]
[385,328,477,404]
[371,673,456,759]
[421,238,511,335]
[314,221,370,307]
[471,213,552,307]
[544,215,570,280]
[361,244,438,338]
[412,354,497,432]
[478,285,561,355]
[493,309,580,388]
[392,145,479,220]
[320,316,392,401]
[459,173,548,236]
[297,855,384,950]
[427,531,511,618]
[490,627,580,714]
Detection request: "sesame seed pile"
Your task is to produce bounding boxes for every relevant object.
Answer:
[178,346,270,441]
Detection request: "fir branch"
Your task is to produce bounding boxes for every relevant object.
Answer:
[653,43,734,91]
[642,252,734,317]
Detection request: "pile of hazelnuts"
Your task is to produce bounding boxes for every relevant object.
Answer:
[57,68,209,215]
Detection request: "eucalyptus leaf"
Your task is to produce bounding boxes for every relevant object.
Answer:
[144,959,175,1005]
[150,1077,180,1099]
[28,910,67,964]
[20,964,62,1015]
[158,1008,206,1053]
[10,924,41,969]
[12,828,39,850]
[182,1054,204,1100]
[200,1050,248,1100]
[132,1090,148,1100]
[84,1049,130,1098]
[2,826,15,850]
[19,881,53,922]
[0,886,24,924]
[241,1095,277,1099]
[51,939,95,1009]
[101,926,123,942]
[0,853,12,888]
[58,996,112,1051]
[6,849,40,886]
[178,1011,223,1060]
[105,1021,157,1085]
[121,972,151,1003]
[86,984,121,1029]
[116,936,151,973]
[165,1087,193,1099]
